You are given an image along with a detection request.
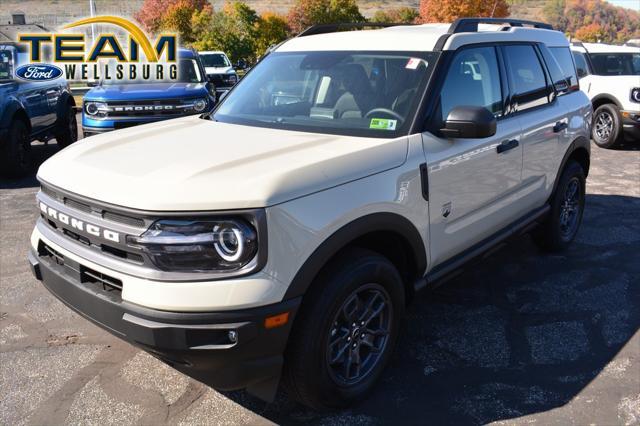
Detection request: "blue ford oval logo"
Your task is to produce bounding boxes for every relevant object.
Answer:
[15,64,63,81]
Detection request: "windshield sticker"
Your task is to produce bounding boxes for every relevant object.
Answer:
[370,118,397,130]
[405,58,423,70]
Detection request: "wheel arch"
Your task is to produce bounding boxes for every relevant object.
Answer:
[591,94,622,111]
[283,213,427,305]
[56,91,76,122]
[1,100,31,134]
[549,136,590,202]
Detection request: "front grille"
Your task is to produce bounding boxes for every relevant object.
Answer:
[40,242,64,265]
[101,99,199,119]
[81,267,123,292]
[38,241,123,293]
[41,184,146,228]
[102,211,145,228]
[64,197,92,213]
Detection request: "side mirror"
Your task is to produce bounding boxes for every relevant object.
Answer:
[440,106,497,139]
[576,68,587,78]
[218,90,230,102]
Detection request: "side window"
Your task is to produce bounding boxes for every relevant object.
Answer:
[438,46,503,123]
[572,51,590,78]
[504,45,550,112]
[540,46,571,95]
[549,47,579,91]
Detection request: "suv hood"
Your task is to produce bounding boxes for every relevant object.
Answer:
[205,66,233,75]
[38,116,408,211]
[85,82,209,101]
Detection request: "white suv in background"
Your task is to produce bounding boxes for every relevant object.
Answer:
[571,42,640,147]
[29,19,591,409]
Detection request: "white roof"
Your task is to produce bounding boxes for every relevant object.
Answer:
[277,23,569,53]
[198,51,228,55]
[571,42,640,54]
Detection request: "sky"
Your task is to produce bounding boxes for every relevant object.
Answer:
[606,0,640,11]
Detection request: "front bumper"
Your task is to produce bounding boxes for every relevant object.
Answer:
[621,110,640,141]
[28,247,300,399]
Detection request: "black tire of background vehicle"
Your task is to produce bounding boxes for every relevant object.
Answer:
[534,160,586,252]
[0,119,32,177]
[592,104,622,149]
[283,248,405,410]
[55,104,78,148]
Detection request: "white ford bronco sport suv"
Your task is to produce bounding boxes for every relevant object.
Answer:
[570,42,640,147]
[28,18,592,409]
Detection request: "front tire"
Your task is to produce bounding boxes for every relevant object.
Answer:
[534,160,586,252]
[283,248,405,409]
[0,119,32,177]
[55,104,78,148]
[592,104,622,149]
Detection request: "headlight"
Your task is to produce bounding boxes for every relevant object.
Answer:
[193,98,208,112]
[85,101,108,117]
[224,74,238,84]
[127,218,258,272]
[631,88,640,103]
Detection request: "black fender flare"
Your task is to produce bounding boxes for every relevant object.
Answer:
[591,94,622,110]
[283,212,427,300]
[0,98,28,131]
[549,136,590,202]
[56,90,76,123]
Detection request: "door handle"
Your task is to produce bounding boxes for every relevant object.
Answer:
[553,121,568,133]
[497,139,519,154]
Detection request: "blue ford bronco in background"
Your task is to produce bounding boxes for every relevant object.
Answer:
[0,42,77,177]
[82,48,215,136]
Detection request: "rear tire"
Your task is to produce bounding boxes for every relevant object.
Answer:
[534,160,585,252]
[55,104,78,148]
[0,119,32,177]
[592,104,622,149]
[283,248,405,410]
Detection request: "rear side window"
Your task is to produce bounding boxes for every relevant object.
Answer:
[549,47,579,91]
[437,46,503,122]
[572,51,590,78]
[503,45,550,112]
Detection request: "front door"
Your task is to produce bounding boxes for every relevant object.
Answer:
[422,46,524,267]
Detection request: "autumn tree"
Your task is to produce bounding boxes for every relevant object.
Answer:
[254,13,290,58]
[418,0,510,23]
[543,0,640,43]
[135,0,212,39]
[371,7,420,24]
[575,22,606,42]
[287,0,365,34]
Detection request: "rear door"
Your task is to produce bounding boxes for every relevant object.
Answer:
[422,46,524,266]
[501,44,569,210]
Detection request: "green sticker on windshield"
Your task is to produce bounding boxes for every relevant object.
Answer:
[369,118,397,130]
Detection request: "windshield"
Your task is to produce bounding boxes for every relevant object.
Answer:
[200,53,230,68]
[589,53,640,76]
[0,50,14,81]
[102,58,204,84]
[213,51,438,138]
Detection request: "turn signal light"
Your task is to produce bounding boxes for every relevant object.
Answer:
[264,312,289,329]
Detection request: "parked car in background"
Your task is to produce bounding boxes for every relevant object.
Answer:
[0,42,77,177]
[198,51,241,96]
[82,48,215,137]
[570,42,640,147]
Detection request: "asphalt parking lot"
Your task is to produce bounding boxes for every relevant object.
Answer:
[1,123,639,425]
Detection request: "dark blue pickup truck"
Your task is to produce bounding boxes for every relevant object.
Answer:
[0,43,77,177]
[82,48,216,136]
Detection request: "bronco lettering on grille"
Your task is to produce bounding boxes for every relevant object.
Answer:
[40,202,120,243]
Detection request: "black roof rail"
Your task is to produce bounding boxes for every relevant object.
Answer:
[297,22,412,37]
[448,18,553,33]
